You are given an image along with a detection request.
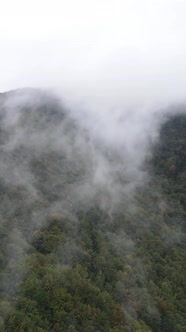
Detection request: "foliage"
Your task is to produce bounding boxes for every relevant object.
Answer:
[0,95,185,331]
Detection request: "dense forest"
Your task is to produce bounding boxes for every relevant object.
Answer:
[0,90,185,331]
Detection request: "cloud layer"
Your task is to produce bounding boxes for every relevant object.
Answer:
[0,0,186,110]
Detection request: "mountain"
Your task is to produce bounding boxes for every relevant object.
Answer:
[0,89,185,332]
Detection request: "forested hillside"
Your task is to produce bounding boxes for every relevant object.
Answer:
[0,90,185,331]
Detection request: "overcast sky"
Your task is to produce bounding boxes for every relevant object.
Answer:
[0,0,186,109]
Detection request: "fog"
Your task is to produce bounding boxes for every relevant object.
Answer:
[0,3,185,327]
[0,0,186,208]
[0,0,186,109]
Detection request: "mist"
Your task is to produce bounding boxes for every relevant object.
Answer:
[0,0,185,217]
[0,2,186,329]
[1,0,186,172]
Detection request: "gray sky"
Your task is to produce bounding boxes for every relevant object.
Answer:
[0,0,186,109]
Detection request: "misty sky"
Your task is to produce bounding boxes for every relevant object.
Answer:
[0,0,186,109]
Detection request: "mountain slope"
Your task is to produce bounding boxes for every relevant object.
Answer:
[0,90,185,332]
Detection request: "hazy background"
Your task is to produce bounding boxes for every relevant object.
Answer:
[0,0,186,110]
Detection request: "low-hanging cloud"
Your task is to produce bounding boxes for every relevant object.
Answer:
[0,0,186,207]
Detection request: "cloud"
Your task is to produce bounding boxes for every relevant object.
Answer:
[0,0,186,209]
[0,0,186,109]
